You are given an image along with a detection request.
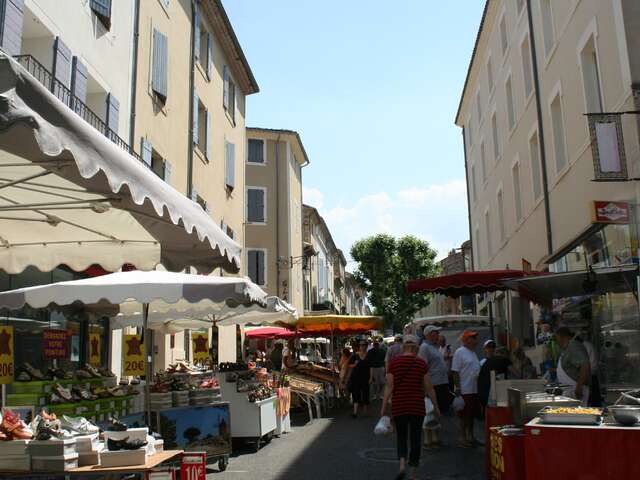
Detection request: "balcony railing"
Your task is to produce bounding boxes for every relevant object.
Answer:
[13,55,143,164]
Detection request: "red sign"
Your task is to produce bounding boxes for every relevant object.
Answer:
[593,201,629,224]
[43,329,69,359]
[180,452,206,480]
[146,469,175,480]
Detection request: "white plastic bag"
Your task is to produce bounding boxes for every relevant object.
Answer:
[374,415,392,436]
[423,398,437,428]
[452,395,465,413]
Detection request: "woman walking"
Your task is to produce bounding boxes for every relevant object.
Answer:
[346,339,372,418]
[381,334,440,480]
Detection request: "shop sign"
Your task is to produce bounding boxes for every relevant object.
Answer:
[0,326,14,384]
[181,452,206,480]
[593,201,629,224]
[192,332,209,364]
[43,329,69,359]
[146,469,175,480]
[123,334,145,376]
[89,333,101,366]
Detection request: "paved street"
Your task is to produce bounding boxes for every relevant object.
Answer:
[208,402,485,480]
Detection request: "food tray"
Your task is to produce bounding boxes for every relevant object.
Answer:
[539,407,602,425]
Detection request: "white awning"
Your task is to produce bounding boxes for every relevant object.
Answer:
[0,54,240,274]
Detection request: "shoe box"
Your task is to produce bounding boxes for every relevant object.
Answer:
[0,440,31,472]
[75,432,100,452]
[103,427,149,443]
[100,448,147,468]
[29,437,77,457]
[31,452,79,471]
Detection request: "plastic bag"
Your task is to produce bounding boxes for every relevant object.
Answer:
[374,416,392,436]
[423,398,437,428]
[452,395,465,413]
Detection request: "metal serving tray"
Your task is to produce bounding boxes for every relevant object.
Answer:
[538,406,602,426]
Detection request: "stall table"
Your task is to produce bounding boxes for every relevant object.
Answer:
[525,418,640,479]
[484,406,514,479]
[72,450,183,473]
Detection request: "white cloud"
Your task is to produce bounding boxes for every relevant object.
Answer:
[302,187,324,209]
[315,179,469,262]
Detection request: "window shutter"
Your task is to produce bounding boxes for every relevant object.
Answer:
[256,189,265,223]
[193,3,200,62]
[225,142,235,188]
[257,251,265,285]
[248,139,264,164]
[1,0,24,56]
[106,93,119,137]
[229,81,236,123]
[90,0,112,29]
[70,56,88,104]
[223,65,229,109]
[205,109,212,159]
[152,29,168,100]
[206,33,213,78]
[163,161,172,183]
[53,36,72,88]
[192,93,199,145]
[140,138,153,167]
[247,189,258,222]
[191,189,198,202]
[248,251,258,284]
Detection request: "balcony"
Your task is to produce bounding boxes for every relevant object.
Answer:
[13,54,142,164]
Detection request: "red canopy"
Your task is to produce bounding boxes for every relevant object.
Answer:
[245,327,298,340]
[407,270,545,297]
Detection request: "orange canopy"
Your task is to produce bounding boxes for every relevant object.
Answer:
[295,315,384,335]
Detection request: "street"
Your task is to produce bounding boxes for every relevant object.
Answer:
[209,402,485,480]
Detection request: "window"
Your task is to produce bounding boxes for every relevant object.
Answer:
[580,37,603,113]
[225,141,235,189]
[521,37,533,98]
[487,57,494,93]
[500,15,508,56]
[152,29,168,102]
[506,76,516,130]
[197,22,213,79]
[476,91,483,123]
[191,191,208,212]
[485,211,492,258]
[529,131,542,200]
[247,187,266,224]
[481,142,487,183]
[497,190,505,242]
[90,0,111,30]
[541,0,555,56]
[248,139,265,164]
[471,164,477,203]
[512,162,523,221]
[140,138,171,182]
[550,93,567,172]
[492,113,500,161]
[223,66,236,124]
[247,250,266,286]
[193,96,211,160]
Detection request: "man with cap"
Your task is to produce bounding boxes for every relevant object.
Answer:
[418,325,450,448]
[385,334,403,372]
[478,341,511,408]
[451,329,481,447]
[555,327,591,405]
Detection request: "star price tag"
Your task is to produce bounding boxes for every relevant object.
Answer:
[123,334,145,376]
[89,333,101,367]
[192,332,209,364]
[0,326,14,384]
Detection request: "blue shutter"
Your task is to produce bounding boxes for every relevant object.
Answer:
[248,251,258,284]
[106,93,119,137]
[152,29,168,100]
[140,138,152,167]
[205,109,212,159]
[256,189,265,223]
[229,81,235,123]
[206,33,213,79]
[256,251,265,285]
[53,37,72,88]
[1,0,24,56]
[90,0,111,29]
[163,161,172,183]
[71,56,88,103]
[192,93,199,145]
[225,142,235,189]
[223,65,229,109]
[193,2,200,62]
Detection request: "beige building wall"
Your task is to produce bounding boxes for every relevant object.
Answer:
[245,129,308,313]
[457,0,638,273]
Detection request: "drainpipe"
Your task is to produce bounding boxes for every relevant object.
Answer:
[128,0,140,151]
[275,134,281,295]
[526,0,554,256]
[186,0,197,198]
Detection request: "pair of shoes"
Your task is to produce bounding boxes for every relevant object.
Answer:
[98,367,115,378]
[107,417,128,432]
[34,418,72,441]
[72,385,97,401]
[83,364,102,378]
[23,363,45,381]
[1,411,33,440]
[107,436,148,451]
[60,415,99,436]
[53,383,73,402]
[75,369,93,380]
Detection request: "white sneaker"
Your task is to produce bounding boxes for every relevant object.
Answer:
[60,415,99,435]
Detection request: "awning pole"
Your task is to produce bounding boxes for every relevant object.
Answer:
[143,303,151,424]
[488,300,495,342]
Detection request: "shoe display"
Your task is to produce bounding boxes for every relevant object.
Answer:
[75,369,93,380]
[59,415,99,435]
[52,383,73,402]
[72,385,97,401]
[34,419,70,441]
[16,371,31,382]
[106,417,128,432]
[22,363,45,381]
[83,364,102,378]
[107,436,148,451]
[108,387,127,397]
[130,376,141,385]
[98,367,116,378]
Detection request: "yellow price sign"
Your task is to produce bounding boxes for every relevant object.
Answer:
[192,332,209,364]
[89,333,101,367]
[123,334,145,376]
[0,326,14,384]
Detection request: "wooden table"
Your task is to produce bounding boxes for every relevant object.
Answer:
[71,450,183,473]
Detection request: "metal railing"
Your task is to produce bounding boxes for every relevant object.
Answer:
[13,54,143,164]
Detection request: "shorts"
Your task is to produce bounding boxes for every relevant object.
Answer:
[351,381,370,405]
[434,384,453,413]
[457,393,479,420]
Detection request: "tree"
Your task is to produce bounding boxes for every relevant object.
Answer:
[351,234,439,331]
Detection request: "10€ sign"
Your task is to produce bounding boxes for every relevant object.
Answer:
[181,452,206,480]
[123,334,145,376]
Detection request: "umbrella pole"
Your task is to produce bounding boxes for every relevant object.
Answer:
[143,303,151,424]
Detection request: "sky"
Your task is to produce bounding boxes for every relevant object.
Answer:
[223,1,486,265]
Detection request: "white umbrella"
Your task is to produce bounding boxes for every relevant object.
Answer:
[0,53,240,274]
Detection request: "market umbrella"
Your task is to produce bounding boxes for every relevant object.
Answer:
[245,327,298,340]
[0,270,272,417]
[0,53,240,274]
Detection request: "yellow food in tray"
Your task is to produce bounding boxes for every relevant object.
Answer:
[545,407,602,415]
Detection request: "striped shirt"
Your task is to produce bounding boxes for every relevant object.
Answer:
[389,354,428,417]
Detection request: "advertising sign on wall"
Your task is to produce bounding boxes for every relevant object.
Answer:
[43,329,69,359]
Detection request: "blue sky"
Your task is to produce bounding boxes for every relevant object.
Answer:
[224,1,485,263]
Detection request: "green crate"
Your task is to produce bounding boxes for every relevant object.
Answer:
[8,381,48,395]
[6,393,45,407]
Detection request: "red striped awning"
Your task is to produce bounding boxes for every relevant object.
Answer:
[407,270,545,297]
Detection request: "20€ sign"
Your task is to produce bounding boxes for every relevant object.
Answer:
[0,326,13,384]
[123,334,145,376]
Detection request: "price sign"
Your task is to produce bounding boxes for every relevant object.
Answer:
[192,332,209,364]
[146,469,175,480]
[181,452,206,480]
[123,334,145,376]
[0,326,14,384]
[43,329,69,359]
[89,333,101,366]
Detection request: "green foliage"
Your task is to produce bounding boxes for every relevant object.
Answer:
[350,234,439,331]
